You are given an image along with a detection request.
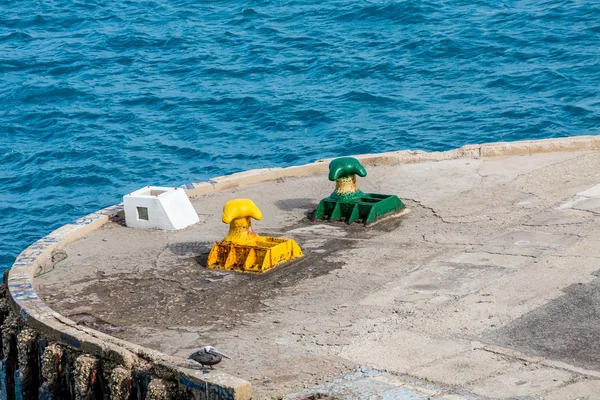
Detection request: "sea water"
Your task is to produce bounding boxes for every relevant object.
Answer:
[1,0,599,272]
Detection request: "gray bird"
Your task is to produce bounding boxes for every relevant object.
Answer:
[188,346,231,370]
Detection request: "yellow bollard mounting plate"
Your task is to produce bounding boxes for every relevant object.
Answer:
[207,236,303,273]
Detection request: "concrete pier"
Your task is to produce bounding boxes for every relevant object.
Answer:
[5,136,600,399]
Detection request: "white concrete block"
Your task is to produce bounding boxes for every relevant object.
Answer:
[123,186,199,231]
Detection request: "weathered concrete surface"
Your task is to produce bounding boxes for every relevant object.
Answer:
[35,149,600,398]
[285,367,477,399]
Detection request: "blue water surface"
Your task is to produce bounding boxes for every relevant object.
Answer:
[1,0,599,272]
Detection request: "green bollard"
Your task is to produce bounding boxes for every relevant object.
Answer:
[314,157,405,225]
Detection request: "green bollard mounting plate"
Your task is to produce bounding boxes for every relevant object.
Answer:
[314,193,405,225]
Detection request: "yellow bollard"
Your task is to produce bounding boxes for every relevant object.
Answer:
[207,199,303,273]
[221,198,263,245]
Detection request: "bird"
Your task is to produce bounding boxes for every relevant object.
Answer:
[188,346,231,371]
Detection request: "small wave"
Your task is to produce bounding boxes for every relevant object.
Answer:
[257,26,281,36]
[338,91,397,105]
[0,31,33,42]
[47,63,88,76]
[191,96,261,107]
[120,95,168,107]
[31,15,49,26]
[103,32,155,49]
[242,8,261,17]
[563,105,593,116]
[14,86,94,103]
[157,144,212,160]
[335,2,428,24]
[293,109,331,122]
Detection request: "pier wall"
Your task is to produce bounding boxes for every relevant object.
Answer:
[2,135,600,399]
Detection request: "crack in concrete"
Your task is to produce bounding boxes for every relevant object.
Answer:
[481,344,600,380]
[572,207,600,215]
[466,250,537,259]
[402,198,450,224]
[420,234,481,247]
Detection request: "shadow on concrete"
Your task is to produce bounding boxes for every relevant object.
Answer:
[488,270,600,371]
[274,198,320,211]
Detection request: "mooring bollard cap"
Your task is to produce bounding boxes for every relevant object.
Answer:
[328,157,367,181]
[222,199,263,223]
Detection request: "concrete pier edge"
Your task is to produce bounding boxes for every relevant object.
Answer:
[5,135,600,398]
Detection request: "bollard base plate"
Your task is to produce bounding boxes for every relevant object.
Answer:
[314,193,405,225]
[207,237,303,273]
